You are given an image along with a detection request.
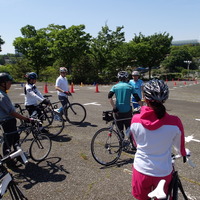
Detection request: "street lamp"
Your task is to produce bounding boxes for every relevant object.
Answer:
[184,60,192,78]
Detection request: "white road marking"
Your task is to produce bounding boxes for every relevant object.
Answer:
[195,118,200,121]
[83,102,101,106]
[123,169,132,175]
[185,135,200,143]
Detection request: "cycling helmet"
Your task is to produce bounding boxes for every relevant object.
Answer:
[0,72,13,83]
[25,72,37,80]
[117,71,129,80]
[59,67,68,73]
[143,79,169,103]
[132,71,140,76]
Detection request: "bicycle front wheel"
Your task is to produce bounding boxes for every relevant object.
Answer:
[41,109,65,138]
[91,128,122,166]
[29,134,52,162]
[64,103,86,125]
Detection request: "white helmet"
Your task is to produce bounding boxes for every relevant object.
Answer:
[60,67,68,73]
[143,79,169,103]
[117,71,129,80]
[132,71,140,76]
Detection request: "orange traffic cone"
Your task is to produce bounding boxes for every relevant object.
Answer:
[95,83,99,93]
[44,83,48,93]
[70,82,75,93]
[174,81,176,86]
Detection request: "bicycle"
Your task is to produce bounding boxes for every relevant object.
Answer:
[91,110,137,166]
[15,101,65,138]
[0,119,52,162]
[44,94,87,125]
[0,148,28,199]
[148,149,195,200]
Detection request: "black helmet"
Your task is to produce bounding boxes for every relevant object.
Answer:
[0,72,13,83]
[143,79,169,103]
[117,71,129,80]
[25,72,37,80]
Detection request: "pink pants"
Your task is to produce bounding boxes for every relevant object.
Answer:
[132,168,172,200]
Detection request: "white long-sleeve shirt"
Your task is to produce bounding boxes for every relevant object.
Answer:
[24,83,44,106]
[130,106,186,177]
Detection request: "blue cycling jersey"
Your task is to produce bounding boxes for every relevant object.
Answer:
[110,81,136,113]
[129,79,143,99]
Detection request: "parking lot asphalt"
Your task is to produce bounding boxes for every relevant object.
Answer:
[5,80,200,200]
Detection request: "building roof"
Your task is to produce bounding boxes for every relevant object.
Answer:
[172,39,200,46]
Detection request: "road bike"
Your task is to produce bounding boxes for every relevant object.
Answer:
[91,110,138,166]
[0,119,52,162]
[148,149,195,200]
[44,94,87,125]
[15,101,65,138]
[0,147,28,199]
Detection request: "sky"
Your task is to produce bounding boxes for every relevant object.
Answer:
[0,0,200,54]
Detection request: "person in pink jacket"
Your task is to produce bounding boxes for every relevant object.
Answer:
[130,79,186,200]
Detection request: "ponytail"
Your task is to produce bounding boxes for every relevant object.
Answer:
[149,101,166,119]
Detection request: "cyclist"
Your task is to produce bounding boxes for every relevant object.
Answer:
[130,79,186,200]
[24,72,50,132]
[0,72,30,157]
[129,71,144,110]
[55,67,71,113]
[108,71,142,138]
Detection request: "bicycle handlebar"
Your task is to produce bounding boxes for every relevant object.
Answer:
[172,148,195,168]
[0,146,28,165]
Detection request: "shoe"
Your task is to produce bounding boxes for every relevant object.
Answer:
[54,113,62,122]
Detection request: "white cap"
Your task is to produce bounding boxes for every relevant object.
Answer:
[132,71,140,76]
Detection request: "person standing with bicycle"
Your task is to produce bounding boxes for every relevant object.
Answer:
[129,71,144,110]
[130,79,187,200]
[108,71,142,137]
[55,67,71,113]
[0,72,30,158]
[24,72,50,133]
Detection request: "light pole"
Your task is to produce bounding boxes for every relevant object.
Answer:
[184,60,192,78]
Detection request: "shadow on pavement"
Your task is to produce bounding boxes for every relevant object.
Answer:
[77,121,98,128]
[12,157,68,190]
[99,157,134,169]
[50,134,72,143]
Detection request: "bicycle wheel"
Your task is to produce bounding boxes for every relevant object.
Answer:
[172,175,178,200]
[29,134,52,162]
[64,103,86,125]
[91,128,122,166]
[40,109,65,138]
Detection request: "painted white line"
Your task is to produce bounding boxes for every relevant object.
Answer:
[195,118,200,121]
[185,135,200,143]
[123,169,132,175]
[14,88,23,89]
[83,102,101,106]
[87,87,95,90]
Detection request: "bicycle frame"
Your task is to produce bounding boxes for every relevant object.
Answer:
[0,148,28,199]
[148,150,194,200]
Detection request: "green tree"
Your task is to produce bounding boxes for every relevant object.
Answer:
[161,46,194,73]
[13,25,52,76]
[90,25,125,81]
[0,36,5,52]
[131,32,173,79]
[49,24,91,73]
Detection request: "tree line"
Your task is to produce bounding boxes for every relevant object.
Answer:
[0,24,200,83]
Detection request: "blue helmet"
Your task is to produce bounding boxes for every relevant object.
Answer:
[25,72,37,80]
